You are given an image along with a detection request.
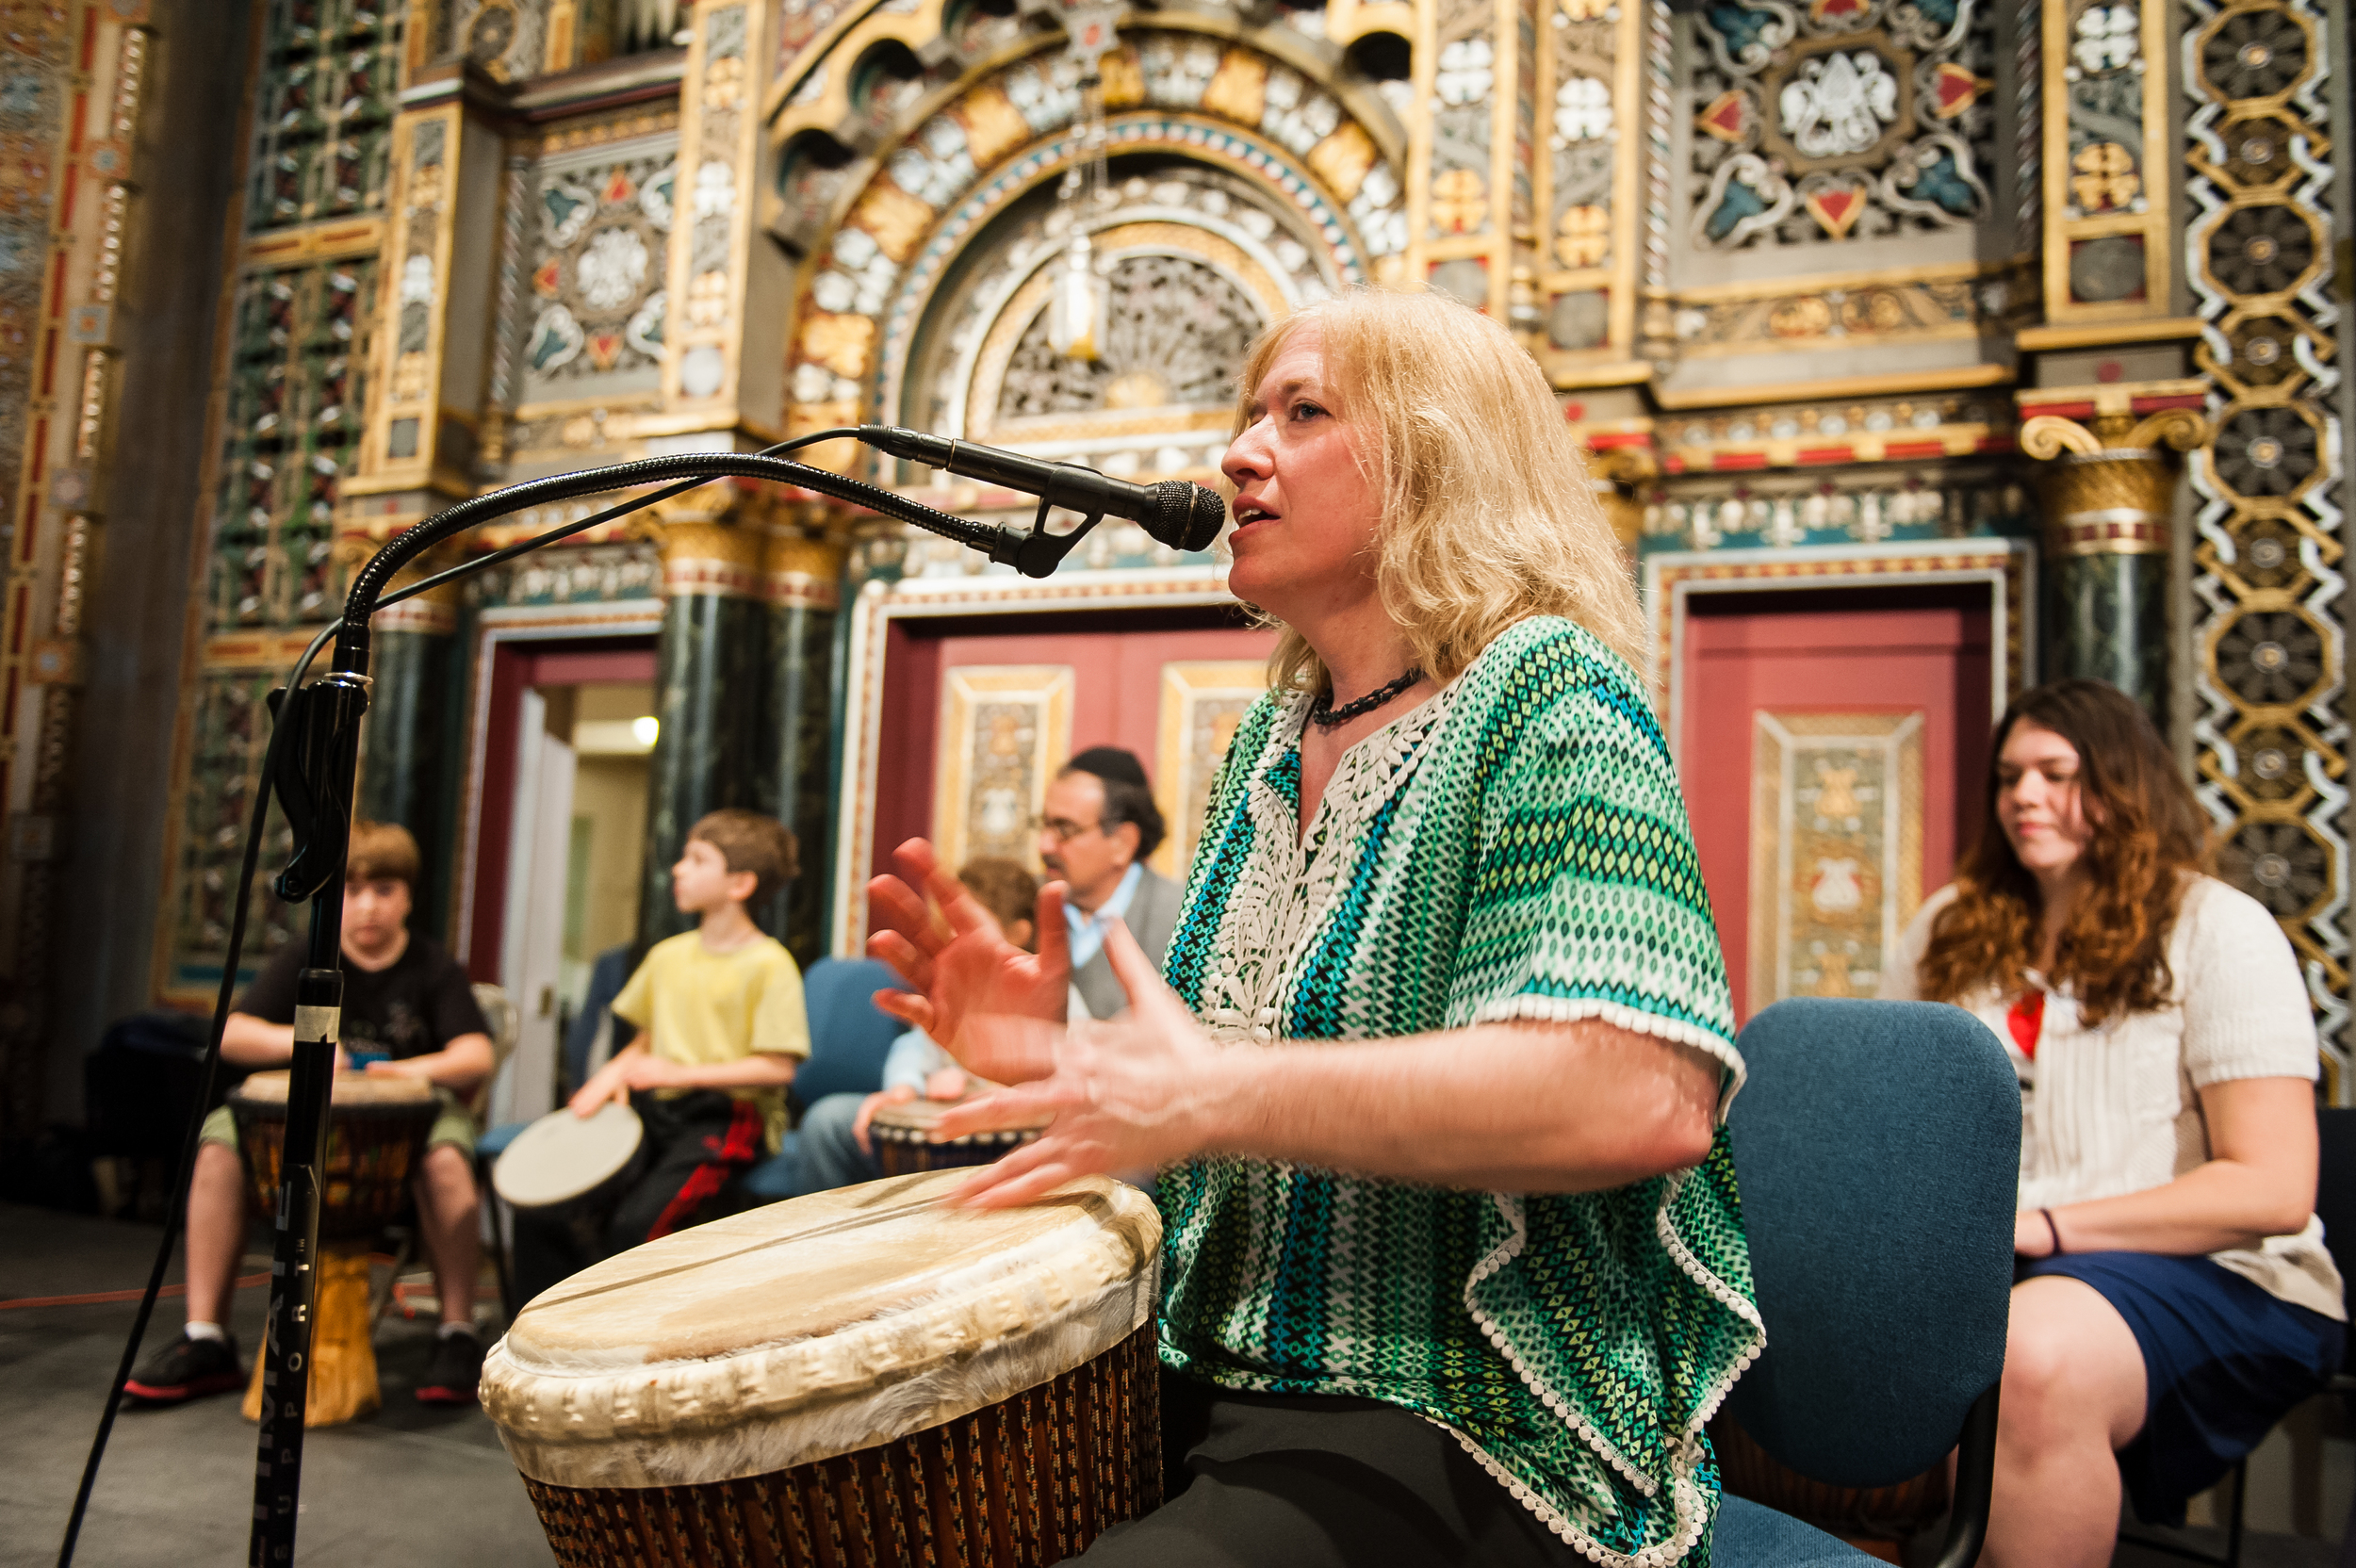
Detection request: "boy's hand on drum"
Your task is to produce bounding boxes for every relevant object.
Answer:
[934,923,1229,1209]
[924,1067,970,1102]
[852,1086,916,1154]
[569,1061,633,1117]
[867,838,1070,1081]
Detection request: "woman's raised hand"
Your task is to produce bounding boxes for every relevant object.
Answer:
[928,919,1230,1208]
[866,838,1072,1084]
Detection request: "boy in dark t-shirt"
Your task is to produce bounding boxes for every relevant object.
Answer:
[125,823,496,1407]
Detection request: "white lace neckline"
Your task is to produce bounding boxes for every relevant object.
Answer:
[1194,678,1460,1045]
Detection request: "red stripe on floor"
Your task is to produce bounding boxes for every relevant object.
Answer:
[1,1271,270,1311]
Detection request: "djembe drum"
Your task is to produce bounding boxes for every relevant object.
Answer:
[229,1069,439,1426]
[867,1094,1049,1177]
[492,1101,645,1254]
[484,1168,1164,1568]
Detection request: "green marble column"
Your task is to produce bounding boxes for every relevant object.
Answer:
[357,569,461,938]
[2037,448,2178,721]
[639,505,769,947]
[757,529,844,966]
[2051,548,2170,713]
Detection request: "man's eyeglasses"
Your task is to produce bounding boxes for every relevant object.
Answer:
[1034,815,1104,843]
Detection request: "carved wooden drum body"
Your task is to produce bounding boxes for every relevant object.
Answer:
[227,1070,440,1427]
[228,1069,439,1239]
[483,1168,1165,1568]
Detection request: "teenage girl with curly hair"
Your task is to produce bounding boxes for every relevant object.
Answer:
[1882,678,2344,1566]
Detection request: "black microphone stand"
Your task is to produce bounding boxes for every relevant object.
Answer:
[243,442,1094,1565]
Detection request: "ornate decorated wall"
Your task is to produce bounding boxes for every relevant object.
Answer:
[0,0,2334,1127]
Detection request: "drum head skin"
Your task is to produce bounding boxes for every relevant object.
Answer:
[492,1102,645,1210]
[232,1069,437,1107]
[482,1170,1161,1490]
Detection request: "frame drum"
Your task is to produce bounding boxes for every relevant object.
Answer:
[867,1095,1048,1177]
[493,1102,645,1213]
[483,1169,1163,1567]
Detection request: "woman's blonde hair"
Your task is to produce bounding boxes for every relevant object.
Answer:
[1230,286,1643,690]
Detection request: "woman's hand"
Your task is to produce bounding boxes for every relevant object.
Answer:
[866,838,1072,1083]
[2014,1209,2060,1258]
[931,922,1231,1207]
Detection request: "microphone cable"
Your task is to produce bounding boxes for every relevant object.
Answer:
[55,428,900,1566]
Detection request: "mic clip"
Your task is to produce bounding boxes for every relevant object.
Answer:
[990,497,1105,580]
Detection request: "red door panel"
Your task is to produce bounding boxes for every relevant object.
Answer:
[869,607,1274,883]
[1678,585,1992,1021]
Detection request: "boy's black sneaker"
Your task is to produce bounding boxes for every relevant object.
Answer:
[123,1331,243,1404]
[415,1330,483,1406]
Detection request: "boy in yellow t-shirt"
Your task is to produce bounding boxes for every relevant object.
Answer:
[509,809,808,1305]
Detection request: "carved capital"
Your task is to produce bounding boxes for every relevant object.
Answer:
[762,529,846,611]
[2036,452,2179,556]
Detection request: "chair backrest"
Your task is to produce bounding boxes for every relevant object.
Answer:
[562,944,640,1089]
[2314,1107,2356,1375]
[790,956,912,1104]
[469,982,523,1121]
[1725,997,2021,1489]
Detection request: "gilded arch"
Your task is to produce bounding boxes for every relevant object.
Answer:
[766,19,1410,464]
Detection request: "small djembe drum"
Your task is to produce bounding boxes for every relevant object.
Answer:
[867,1094,1049,1177]
[491,1101,645,1255]
[230,1069,439,1427]
[484,1168,1164,1568]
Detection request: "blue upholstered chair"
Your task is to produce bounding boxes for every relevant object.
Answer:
[738,956,909,1202]
[1710,997,2019,1568]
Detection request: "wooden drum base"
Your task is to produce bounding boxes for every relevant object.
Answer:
[521,1325,1164,1568]
[242,1244,382,1428]
[1710,1415,1946,1560]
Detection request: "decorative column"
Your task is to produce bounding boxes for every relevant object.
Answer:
[757,515,846,963]
[355,542,463,939]
[639,484,769,947]
[2017,381,2209,717]
[349,58,505,505]
[662,2,786,440]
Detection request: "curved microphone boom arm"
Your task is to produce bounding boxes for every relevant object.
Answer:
[58,427,1221,1568]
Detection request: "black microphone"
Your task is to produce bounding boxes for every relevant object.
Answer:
[858,425,1227,552]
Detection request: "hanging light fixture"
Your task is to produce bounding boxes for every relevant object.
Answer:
[1048,6,1121,364]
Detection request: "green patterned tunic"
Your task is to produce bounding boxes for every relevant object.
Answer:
[1156,616,1762,1565]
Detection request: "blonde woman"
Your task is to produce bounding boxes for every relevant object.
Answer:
[869,288,1762,1565]
[1883,678,2343,1567]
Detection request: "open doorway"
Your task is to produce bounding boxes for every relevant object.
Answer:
[462,639,659,1125]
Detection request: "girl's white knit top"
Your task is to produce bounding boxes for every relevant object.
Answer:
[1883,874,2345,1321]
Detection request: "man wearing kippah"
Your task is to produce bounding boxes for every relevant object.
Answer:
[1041,746,1184,1021]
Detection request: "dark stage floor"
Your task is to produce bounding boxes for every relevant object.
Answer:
[1,1201,2345,1567]
[1,1202,552,1567]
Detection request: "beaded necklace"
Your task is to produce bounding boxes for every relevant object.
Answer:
[1306,667,1424,729]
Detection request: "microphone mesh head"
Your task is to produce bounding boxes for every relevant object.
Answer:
[1149,481,1228,552]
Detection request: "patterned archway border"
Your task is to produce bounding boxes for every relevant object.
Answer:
[782,33,1406,458]
[871,113,1380,431]
[957,220,1307,443]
